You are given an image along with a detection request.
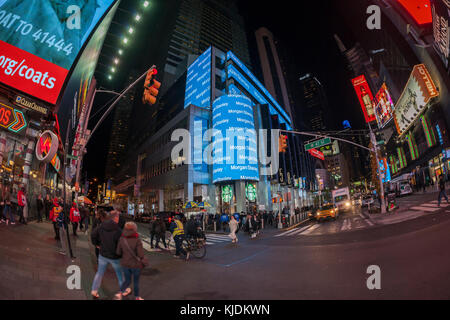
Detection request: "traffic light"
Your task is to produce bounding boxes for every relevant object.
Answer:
[278,134,288,153]
[142,68,161,105]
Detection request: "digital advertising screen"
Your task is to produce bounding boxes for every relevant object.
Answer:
[397,0,433,26]
[0,0,118,104]
[394,64,439,136]
[212,95,259,184]
[431,0,450,69]
[184,46,211,109]
[374,83,395,128]
[351,75,376,123]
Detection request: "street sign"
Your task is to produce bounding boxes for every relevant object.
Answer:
[308,148,325,160]
[67,155,78,160]
[305,137,331,151]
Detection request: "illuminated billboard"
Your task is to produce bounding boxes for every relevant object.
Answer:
[397,0,433,26]
[431,0,450,69]
[374,83,395,128]
[0,0,118,104]
[394,64,439,136]
[379,158,391,183]
[351,75,376,123]
[184,46,211,109]
[212,95,259,184]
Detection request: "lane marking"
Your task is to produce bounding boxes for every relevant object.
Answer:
[410,206,440,212]
[421,203,449,208]
[275,225,312,237]
[366,219,374,226]
[288,224,316,236]
[301,224,320,235]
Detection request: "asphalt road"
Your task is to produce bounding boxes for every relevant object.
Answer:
[128,196,450,299]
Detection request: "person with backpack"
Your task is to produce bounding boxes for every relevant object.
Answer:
[91,210,124,300]
[69,202,81,236]
[228,215,239,244]
[116,222,147,300]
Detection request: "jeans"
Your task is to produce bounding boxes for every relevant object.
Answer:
[438,190,448,206]
[155,233,167,248]
[120,268,141,297]
[174,235,186,256]
[18,206,25,223]
[91,255,124,292]
[53,221,60,239]
[3,204,14,222]
[72,222,78,235]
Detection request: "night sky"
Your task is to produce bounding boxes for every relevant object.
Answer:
[83,0,367,182]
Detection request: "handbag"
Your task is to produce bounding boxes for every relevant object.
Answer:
[122,238,149,269]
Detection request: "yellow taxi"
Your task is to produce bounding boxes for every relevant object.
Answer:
[314,204,339,222]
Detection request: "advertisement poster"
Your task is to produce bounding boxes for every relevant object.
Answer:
[351,75,376,123]
[0,0,117,104]
[431,0,450,69]
[393,64,439,136]
[374,83,395,128]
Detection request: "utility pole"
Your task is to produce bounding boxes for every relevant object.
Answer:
[73,66,156,200]
[63,119,74,259]
[368,123,386,214]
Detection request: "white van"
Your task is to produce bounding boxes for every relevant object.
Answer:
[390,174,413,196]
[332,187,352,212]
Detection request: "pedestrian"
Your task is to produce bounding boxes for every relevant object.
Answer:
[91,210,125,300]
[170,215,189,260]
[116,222,146,300]
[0,182,4,224]
[69,202,81,236]
[154,217,167,249]
[438,174,449,207]
[228,215,239,243]
[44,194,52,221]
[244,213,256,238]
[92,209,107,261]
[149,216,157,249]
[79,203,86,232]
[50,198,63,240]
[2,184,14,225]
[268,211,273,226]
[36,194,44,223]
[17,186,27,224]
[56,199,69,256]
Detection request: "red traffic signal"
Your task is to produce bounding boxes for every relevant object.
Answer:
[143,68,161,105]
[278,134,288,153]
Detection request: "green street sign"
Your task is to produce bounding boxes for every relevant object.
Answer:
[67,155,78,160]
[305,138,331,151]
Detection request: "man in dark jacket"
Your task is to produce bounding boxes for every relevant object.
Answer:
[149,217,157,249]
[154,217,167,249]
[36,194,44,223]
[90,210,124,299]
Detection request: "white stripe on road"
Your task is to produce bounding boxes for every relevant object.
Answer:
[365,219,374,226]
[301,224,320,235]
[421,203,449,208]
[275,227,307,237]
[410,206,440,212]
[288,224,316,236]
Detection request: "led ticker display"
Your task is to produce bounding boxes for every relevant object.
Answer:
[397,0,433,26]
[184,46,211,109]
[226,51,292,128]
[374,83,395,128]
[0,101,27,133]
[212,95,259,183]
[351,75,376,123]
[0,0,117,104]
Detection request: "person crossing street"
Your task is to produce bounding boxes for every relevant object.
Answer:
[438,174,449,207]
[170,215,189,260]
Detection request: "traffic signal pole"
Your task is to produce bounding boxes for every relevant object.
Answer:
[73,66,156,200]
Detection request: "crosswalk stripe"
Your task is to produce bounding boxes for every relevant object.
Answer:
[289,224,315,236]
[301,224,320,235]
[206,234,231,239]
[366,219,374,226]
[410,206,440,212]
[421,203,449,208]
[275,228,305,237]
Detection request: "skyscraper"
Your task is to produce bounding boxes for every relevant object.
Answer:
[299,74,329,131]
[255,27,293,121]
[162,0,251,91]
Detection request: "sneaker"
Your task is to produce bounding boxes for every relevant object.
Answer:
[136,297,144,300]
[59,251,66,255]
[10,222,15,225]
[113,293,122,300]
[122,288,132,297]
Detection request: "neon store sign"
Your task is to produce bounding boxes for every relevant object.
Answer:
[0,101,26,133]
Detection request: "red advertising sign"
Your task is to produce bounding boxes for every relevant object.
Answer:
[374,83,395,128]
[0,101,27,133]
[0,41,68,105]
[308,148,325,161]
[351,75,376,123]
[397,0,433,26]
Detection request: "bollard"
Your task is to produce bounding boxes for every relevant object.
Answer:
[262,219,264,229]
[214,221,216,232]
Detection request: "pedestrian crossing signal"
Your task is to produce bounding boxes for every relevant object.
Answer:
[143,68,160,105]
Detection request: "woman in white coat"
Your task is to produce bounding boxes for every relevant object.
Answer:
[228,215,239,244]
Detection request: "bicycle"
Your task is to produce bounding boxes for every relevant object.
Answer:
[166,232,207,259]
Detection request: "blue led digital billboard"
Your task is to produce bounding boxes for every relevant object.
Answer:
[212,95,259,183]
[226,51,291,126]
[227,64,291,130]
[184,46,211,109]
